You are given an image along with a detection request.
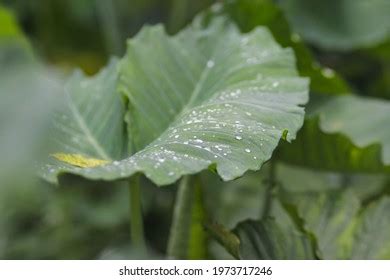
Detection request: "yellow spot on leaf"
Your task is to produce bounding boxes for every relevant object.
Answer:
[51,153,110,168]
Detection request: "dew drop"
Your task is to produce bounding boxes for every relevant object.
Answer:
[174,135,179,139]
[235,135,242,140]
[168,171,175,176]
[245,148,251,153]
[291,33,301,43]
[207,60,215,68]
[321,67,335,78]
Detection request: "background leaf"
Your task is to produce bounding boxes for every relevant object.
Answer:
[280,0,390,50]
[216,0,350,95]
[277,163,390,259]
[281,189,360,259]
[232,201,316,260]
[279,95,390,172]
[351,197,390,259]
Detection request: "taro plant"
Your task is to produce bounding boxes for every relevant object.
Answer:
[1,0,390,260]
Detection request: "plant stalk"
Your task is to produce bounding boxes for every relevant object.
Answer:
[262,160,277,218]
[167,176,192,259]
[167,175,207,259]
[129,175,146,252]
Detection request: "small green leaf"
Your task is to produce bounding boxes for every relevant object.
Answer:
[43,18,308,186]
[0,5,32,63]
[279,95,390,172]
[233,201,316,260]
[352,197,390,259]
[281,189,360,259]
[215,0,349,95]
[280,0,390,50]
[278,165,390,259]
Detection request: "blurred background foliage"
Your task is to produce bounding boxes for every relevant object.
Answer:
[1,0,214,74]
[0,0,389,259]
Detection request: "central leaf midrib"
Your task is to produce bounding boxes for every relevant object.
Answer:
[65,88,112,161]
[165,30,228,133]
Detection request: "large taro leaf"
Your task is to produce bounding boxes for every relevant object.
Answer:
[40,59,126,183]
[280,0,390,51]
[278,95,390,173]
[43,18,308,186]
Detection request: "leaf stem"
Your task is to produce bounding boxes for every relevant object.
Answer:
[167,175,206,259]
[167,176,192,259]
[129,175,146,252]
[262,160,277,218]
[95,0,123,55]
[168,0,188,33]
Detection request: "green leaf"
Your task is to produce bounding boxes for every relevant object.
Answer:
[0,5,32,63]
[279,95,390,172]
[167,176,207,259]
[233,201,316,259]
[352,197,390,259]
[214,0,349,95]
[277,163,388,201]
[282,188,390,259]
[43,18,308,186]
[280,0,390,50]
[44,58,124,162]
[202,169,267,229]
[278,164,390,259]
[281,190,360,259]
[0,5,23,38]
